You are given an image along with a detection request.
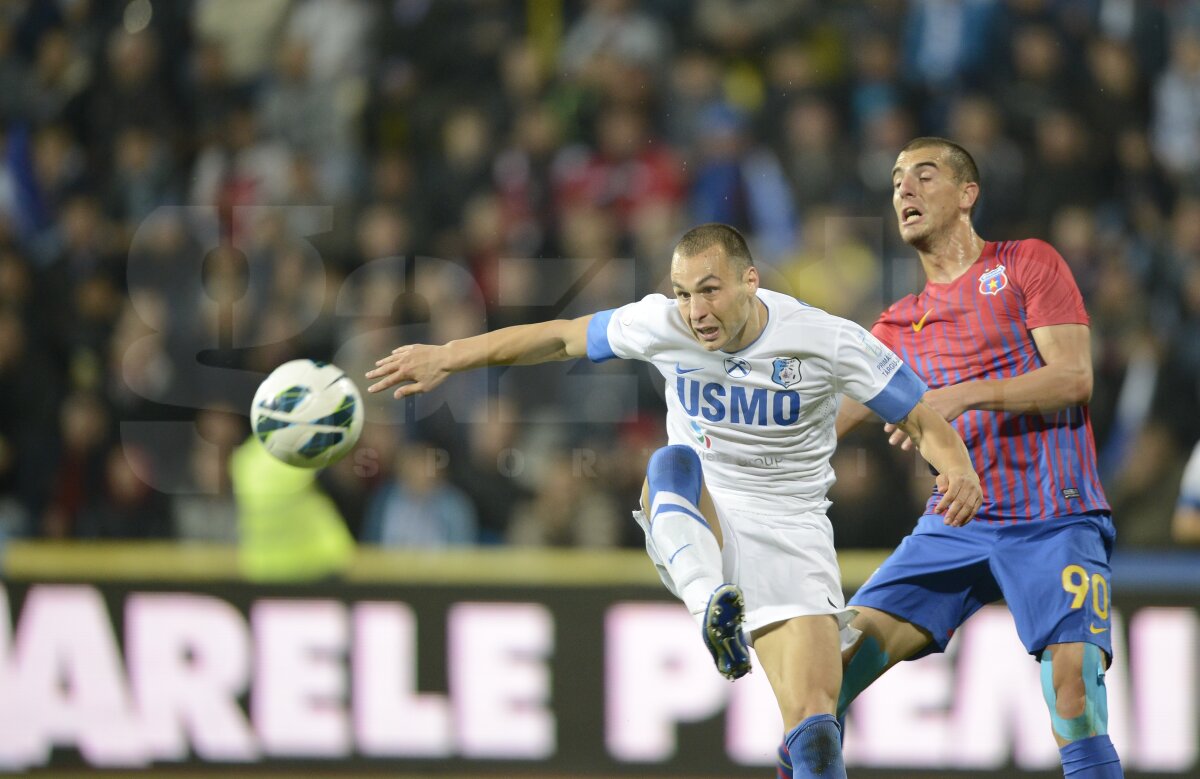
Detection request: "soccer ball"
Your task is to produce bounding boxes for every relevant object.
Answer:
[251,359,364,468]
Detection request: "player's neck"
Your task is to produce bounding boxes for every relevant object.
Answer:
[915,224,986,285]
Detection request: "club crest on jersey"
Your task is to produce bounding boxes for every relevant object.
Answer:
[978,264,1008,296]
[771,357,802,388]
[724,357,751,378]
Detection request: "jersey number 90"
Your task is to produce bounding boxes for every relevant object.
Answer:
[1061,564,1109,619]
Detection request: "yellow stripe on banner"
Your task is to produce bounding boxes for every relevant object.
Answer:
[1,542,889,588]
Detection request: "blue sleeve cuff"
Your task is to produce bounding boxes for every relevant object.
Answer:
[1178,496,1200,511]
[863,363,928,423]
[586,309,618,362]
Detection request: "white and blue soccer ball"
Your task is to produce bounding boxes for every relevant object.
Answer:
[251,359,364,468]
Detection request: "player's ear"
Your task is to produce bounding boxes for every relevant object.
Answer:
[744,264,759,291]
[960,181,980,212]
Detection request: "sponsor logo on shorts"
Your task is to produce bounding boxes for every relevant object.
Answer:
[1062,487,1081,499]
[1089,624,1108,634]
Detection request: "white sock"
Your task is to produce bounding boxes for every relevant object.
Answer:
[649,491,725,624]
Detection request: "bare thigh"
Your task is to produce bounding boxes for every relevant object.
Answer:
[844,605,933,667]
[752,614,842,730]
[640,478,724,548]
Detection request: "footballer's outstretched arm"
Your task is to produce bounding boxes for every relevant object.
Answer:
[895,400,982,526]
[366,315,594,398]
[835,397,876,439]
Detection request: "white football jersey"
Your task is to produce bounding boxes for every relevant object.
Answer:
[587,288,927,515]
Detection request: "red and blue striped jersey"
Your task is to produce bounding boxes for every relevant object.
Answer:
[872,239,1110,523]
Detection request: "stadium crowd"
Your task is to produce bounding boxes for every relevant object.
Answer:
[0,0,1198,553]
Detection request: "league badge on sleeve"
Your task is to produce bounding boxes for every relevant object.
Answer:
[771,357,802,388]
[978,264,1008,295]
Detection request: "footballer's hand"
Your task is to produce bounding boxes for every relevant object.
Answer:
[885,386,969,450]
[933,469,982,526]
[365,344,452,398]
[883,421,915,451]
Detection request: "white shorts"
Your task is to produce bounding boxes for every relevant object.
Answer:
[635,488,859,648]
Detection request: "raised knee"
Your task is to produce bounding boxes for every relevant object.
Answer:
[778,694,838,731]
[1040,644,1109,742]
[648,445,701,475]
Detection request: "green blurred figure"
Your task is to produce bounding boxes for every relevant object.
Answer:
[230,436,355,582]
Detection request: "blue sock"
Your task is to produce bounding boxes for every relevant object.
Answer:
[1060,735,1123,777]
[645,446,723,619]
[785,714,846,779]
[647,445,702,507]
[776,740,792,779]
[838,634,889,717]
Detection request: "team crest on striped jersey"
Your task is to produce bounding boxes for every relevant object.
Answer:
[978,264,1008,295]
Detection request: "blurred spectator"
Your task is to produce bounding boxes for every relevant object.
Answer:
[282,0,375,84]
[106,126,176,224]
[450,398,530,544]
[172,407,245,543]
[192,0,293,88]
[901,0,1004,126]
[1024,111,1103,236]
[780,97,855,212]
[83,28,177,172]
[1082,37,1149,167]
[186,39,241,149]
[190,104,293,210]
[693,0,806,57]
[259,39,356,201]
[1151,26,1200,184]
[689,103,796,263]
[1172,439,1200,544]
[560,0,670,81]
[663,49,723,154]
[1109,419,1185,546]
[507,453,621,548]
[552,104,684,237]
[363,442,478,547]
[423,106,495,245]
[493,105,561,259]
[948,95,1025,236]
[0,304,58,534]
[42,391,111,538]
[779,207,881,323]
[848,31,906,136]
[998,23,1076,146]
[76,444,172,539]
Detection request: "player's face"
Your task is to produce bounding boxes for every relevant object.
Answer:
[891,147,966,247]
[670,246,758,351]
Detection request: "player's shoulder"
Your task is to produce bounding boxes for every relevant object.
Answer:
[759,287,871,351]
[617,292,675,321]
[759,287,830,321]
[759,288,848,336]
[997,238,1067,267]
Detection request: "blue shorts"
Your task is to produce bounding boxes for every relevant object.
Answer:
[849,512,1116,661]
